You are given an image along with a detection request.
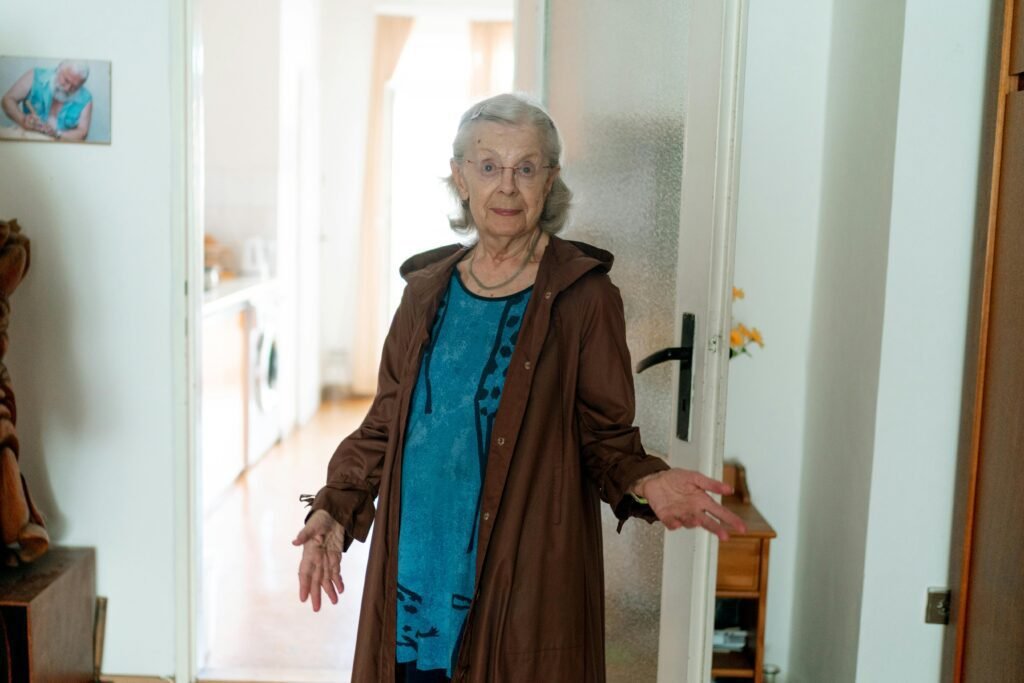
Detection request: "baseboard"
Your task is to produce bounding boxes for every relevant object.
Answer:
[197,667,352,683]
[320,383,354,402]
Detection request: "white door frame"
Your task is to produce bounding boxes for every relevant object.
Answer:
[516,1,747,680]
[173,0,203,679]
[661,2,747,681]
[174,0,747,680]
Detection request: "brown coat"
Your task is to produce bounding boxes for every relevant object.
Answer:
[308,236,669,682]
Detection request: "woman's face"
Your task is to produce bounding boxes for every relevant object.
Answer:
[451,121,559,241]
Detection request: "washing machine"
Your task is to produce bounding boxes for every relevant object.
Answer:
[247,288,282,464]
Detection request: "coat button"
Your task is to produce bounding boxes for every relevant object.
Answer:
[544,290,552,299]
[496,437,505,446]
[524,360,531,370]
[483,512,490,521]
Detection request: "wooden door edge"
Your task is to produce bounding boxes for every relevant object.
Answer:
[942,1,1017,680]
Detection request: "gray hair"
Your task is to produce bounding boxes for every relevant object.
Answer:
[446,93,572,235]
[57,60,90,81]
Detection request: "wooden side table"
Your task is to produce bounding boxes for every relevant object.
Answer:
[0,547,96,682]
[711,485,776,682]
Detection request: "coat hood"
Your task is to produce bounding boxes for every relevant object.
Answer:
[399,235,614,305]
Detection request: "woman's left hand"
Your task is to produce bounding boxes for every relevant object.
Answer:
[634,469,747,541]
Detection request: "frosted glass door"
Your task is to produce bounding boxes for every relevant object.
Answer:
[531,1,744,681]
[545,3,688,680]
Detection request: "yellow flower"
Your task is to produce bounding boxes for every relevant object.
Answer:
[730,328,744,348]
[750,327,765,348]
[728,287,764,360]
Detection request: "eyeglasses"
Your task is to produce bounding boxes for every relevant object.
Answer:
[462,158,556,186]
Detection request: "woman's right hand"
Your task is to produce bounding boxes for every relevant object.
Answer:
[292,509,346,611]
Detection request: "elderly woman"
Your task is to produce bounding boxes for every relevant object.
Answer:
[294,93,745,683]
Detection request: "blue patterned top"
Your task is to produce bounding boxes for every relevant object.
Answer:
[396,270,531,675]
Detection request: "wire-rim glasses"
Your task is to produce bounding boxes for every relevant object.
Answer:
[461,158,556,186]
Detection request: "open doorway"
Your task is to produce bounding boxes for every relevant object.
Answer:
[188,0,744,680]
[193,2,513,680]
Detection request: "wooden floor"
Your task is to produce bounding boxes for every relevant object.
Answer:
[199,399,372,683]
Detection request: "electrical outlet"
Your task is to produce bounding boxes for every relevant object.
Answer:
[926,587,951,624]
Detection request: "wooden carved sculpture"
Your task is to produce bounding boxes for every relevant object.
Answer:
[0,219,47,566]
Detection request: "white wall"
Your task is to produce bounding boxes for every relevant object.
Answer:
[855,1,993,680]
[318,0,514,395]
[318,0,376,392]
[277,0,323,429]
[200,0,280,271]
[787,1,908,680]
[759,0,994,681]
[202,0,323,431]
[0,0,180,675]
[724,0,833,674]
[378,0,512,19]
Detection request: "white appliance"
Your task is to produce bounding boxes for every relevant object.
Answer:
[247,288,282,464]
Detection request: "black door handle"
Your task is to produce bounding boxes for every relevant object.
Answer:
[636,313,695,441]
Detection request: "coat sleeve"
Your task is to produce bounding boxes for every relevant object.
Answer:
[305,287,416,551]
[574,273,670,532]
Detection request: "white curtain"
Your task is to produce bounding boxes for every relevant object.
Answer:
[469,21,514,99]
[351,15,415,396]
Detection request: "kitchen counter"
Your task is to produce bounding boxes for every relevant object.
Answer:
[203,276,277,317]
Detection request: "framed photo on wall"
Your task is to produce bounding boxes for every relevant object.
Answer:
[0,56,111,144]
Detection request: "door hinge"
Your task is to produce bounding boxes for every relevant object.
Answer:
[925,587,951,624]
[709,335,720,353]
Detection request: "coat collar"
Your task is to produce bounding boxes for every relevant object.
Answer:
[398,234,614,307]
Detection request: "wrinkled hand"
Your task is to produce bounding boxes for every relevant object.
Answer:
[292,509,346,611]
[21,114,57,137]
[21,113,45,132]
[635,469,747,541]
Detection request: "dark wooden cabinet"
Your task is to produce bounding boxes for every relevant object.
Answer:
[0,547,95,682]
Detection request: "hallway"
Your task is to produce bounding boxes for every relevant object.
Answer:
[200,399,372,682]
